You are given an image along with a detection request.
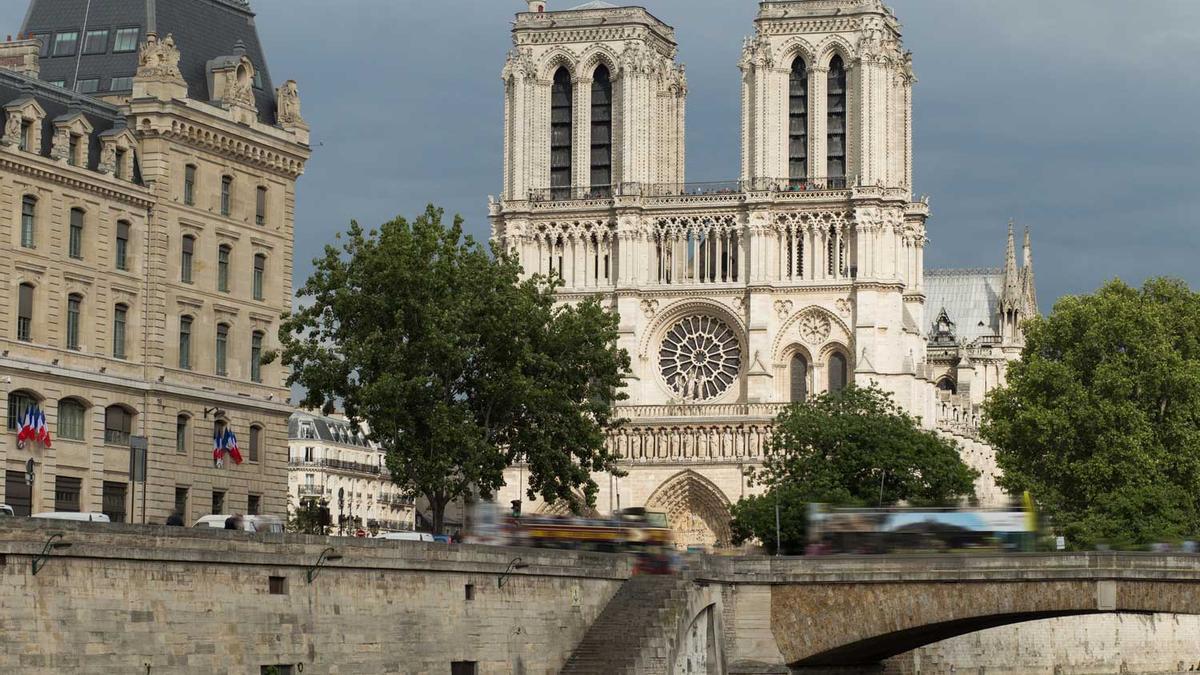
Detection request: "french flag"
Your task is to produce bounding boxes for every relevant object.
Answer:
[213,428,243,466]
[17,407,51,448]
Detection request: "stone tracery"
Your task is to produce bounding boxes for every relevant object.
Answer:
[659,315,741,402]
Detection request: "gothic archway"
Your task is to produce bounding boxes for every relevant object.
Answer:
[645,470,734,550]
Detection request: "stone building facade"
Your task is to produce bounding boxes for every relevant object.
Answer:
[491,0,1036,547]
[287,410,415,534]
[0,0,309,524]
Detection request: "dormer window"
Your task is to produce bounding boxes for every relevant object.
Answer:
[19,120,32,152]
[52,32,79,57]
[68,134,80,166]
[75,79,100,95]
[83,30,109,55]
[52,112,94,168]
[113,28,140,54]
[115,149,126,179]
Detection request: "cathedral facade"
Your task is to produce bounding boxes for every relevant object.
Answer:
[491,0,1036,548]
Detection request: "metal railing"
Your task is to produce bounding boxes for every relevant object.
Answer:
[287,458,383,476]
[298,484,326,497]
[520,177,852,203]
[527,185,614,202]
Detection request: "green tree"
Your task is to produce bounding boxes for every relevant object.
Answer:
[983,278,1200,550]
[287,497,328,535]
[275,205,629,534]
[732,386,977,553]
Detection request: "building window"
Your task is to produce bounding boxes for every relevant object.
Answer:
[220,175,232,216]
[248,424,262,462]
[54,476,82,513]
[216,323,229,376]
[179,316,193,369]
[789,57,809,184]
[174,486,189,521]
[7,391,37,431]
[253,254,266,300]
[251,331,264,383]
[184,164,196,206]
[6,471,31,516]
[212,490,225,515]
[176,414,190,454]
[115,220,130,270]
[248,494,261,515]
[104,405,133,445]
[827,55,847,185]
[114,149,127,180]
[109,76,133,92]
[47,80,65,89]
[75,78,99,94]
[790,354,809,402]
[218,245,231,292]
[17,283,34,342]
[549,67,573,199]
[102,481,127,523]
[19,120,32,152]
[69,208,84,259]
[181,235,195,283]
[52,31,79,57]
[256,186,267,226]
[828,351,848,393]
[68,134,80,166]
[65,293,82,351]
[113,303,128,359]
[58,398,87,441]
[112,28,139,53]
[20,195,36,248]
[451,662,478,675]
[590,65,612,195]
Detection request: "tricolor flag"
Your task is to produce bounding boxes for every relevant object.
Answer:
[17,407,51,449]
[212,427,243,467]
[222,428,243,465]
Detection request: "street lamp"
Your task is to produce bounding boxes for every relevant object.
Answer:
[497,557,529,589]
[306,547,343,584]
[31,532,71,576]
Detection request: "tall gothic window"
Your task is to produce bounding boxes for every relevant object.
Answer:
[788,58,809,186]
[550,67,573,199]
[828,351,848,392]
[827,55,847,186]
[590,65,612,197]
[790,353,809,402]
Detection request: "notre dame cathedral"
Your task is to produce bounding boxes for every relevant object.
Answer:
[491,0,1038,549]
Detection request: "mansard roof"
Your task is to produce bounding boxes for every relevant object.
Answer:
[924,268,1004,345]
[21,0,276,123]
[288,411,373,449]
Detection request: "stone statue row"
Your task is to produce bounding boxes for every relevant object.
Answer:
[608,425,772,462]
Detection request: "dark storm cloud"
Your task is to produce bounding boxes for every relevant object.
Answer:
[6,1,1196,311]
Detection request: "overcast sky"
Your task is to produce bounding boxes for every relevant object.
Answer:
[8,1,1198,311]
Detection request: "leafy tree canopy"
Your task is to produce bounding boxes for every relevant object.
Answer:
[983,278,1200,550]
[732,385,978,553]
[275,205,630,533]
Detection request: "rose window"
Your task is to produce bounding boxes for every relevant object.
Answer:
[659,315,741,401]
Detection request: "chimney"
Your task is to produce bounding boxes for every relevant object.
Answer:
[0,36,40,78]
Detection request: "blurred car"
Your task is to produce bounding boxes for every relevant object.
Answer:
[375,531,435,542]
[1,504,13,516]
[193,514,284,533]
[31,511,110,523]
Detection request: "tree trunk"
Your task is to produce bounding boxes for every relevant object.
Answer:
[431,496,448,536]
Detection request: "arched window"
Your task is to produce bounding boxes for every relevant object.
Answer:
[790,353,809,402]
[827,55,847,186]
[7,390,38,431]
[20,195,36,249]
[590,64,612,196]
[180,235,195,283]
[112,303,128,359]
[250,330,264,383]
[220,175,232,216]
[255,186,267,226]
[217,244,231,292]
[176,413,190,454]
[184,164,197,206]
[253,253,266,301]
[828,351,848,393]
[16,282,34,342]
[248,424,262,463]
[65,293,82,351]
[58,398,87,441]
[178,315,193,369]
[68,208,84,259]
[937,377,957,394]
[550,67,573,199]
[115,220,130,271]
[215,323,229,376]
[788,57,809,186]
[103,404,133,445]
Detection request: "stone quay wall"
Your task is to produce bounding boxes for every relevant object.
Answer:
[0,519,632,675]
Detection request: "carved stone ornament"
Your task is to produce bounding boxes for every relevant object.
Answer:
[98,143,117,175]
[798,310,832,344]
[773,299,793,320]
[836,298,853,317]
[276,80,305,126]
[641,299,659,319]
[49,127,69,161]
[659,315,741,402]
[137,33,184,81]
[1,113,21,147]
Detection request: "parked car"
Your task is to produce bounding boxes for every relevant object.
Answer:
[31,511,110,523]
[1,504,13,516]
[192,514,284,533]
[375,531,435,543]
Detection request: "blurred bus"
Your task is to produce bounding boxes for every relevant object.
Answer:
[806,503,1035,555]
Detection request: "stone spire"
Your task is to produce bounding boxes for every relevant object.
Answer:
[1021,226,1038,316]
[1001,221,1021,307]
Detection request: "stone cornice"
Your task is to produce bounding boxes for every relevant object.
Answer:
[0,149,153,210]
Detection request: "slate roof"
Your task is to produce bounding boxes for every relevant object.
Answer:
[289,411,373,449]
[924,269,1004,344]
[21,0,276,123]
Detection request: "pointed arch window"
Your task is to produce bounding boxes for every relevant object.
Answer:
[790,354,809,402]
[550,67,573,199]
[788,58,809,186]
[828,351,848,393]
[590,65,612,197]
[827,55,847,187]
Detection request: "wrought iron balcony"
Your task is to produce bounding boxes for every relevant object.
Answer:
[287,458,383,476]
[298,484,326,497]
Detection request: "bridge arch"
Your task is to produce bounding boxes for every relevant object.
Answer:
[645,469,734,550]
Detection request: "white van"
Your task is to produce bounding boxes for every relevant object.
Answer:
[1,504,13,517]
[31,511,110,523]
[192,514,284,533]
[375,531,435,542]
